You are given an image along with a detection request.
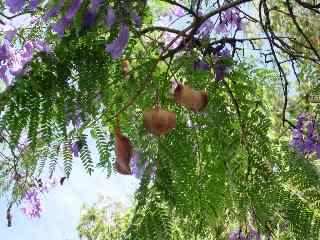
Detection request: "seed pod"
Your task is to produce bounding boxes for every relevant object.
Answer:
[114,116,132,175]
[174,83,208,112]
[143,108,176,136]
[122,60,129,76]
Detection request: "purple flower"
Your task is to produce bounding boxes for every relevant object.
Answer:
[0,65,11,87]
[197,19,214,37]
[215,63,225,81]
[215,21,228,34]
[304,138,314,153]
[0,24,17,41]
[83,0,101,27]
[235,16,244,31]
[53,17,71,38]
[291,128,305,154]
[21,187,43,218]
[229,229,245,240]
[247,227,261,240]
[130,151,156,180]
[130,10,142,27]
[105,23,129,60]
[70,141,79,157]
[0,40,14,61]
[105,7,116,28]
[65,0,83,20]
[7,54,24,76]
[296,114,305,129]
[307,119,315,138]
[194,59,210,71]
[33,40,52,53]
[6,0,24,13]
[221,48,231,58]
[171,6,185,17]
[21,41,34,64]
[130,151,144,179]
[43,0,65,21]
[29,0,39,11]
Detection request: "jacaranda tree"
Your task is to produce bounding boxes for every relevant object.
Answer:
[0,0,320,239]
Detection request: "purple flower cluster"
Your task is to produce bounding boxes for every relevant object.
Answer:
[106,23,130,60]
[129,151,156,180]
[229,227,261,240]
[21,178,57,219]
[104,7,142,60]
[290,113,320,158]
[0,39,52,88]
[70,141,80,157]
[0,23,17,41]
[52,0,83,38]
[196,11,215,38]
[215,8,244,34]
[193,47,231,80]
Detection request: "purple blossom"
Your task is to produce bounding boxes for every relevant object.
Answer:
[21,41,34,64]
[296,113,305,129]
[129,151,156,180]
[235,16,244,31]
[307,119,315,138]
[105,23,129,60]
[130,10,142,27]
[52,0,82,37]
[215,63,225,81]
[197,19,215,37]
[0,40,14,61]
[215,8,244,34]
[215,21,228,34]
[194,59,210,71]
[305,138,314,153]
[130,151,144,179]
[65,0,83,20]
[0,24,17,41]
[247,227,261,240]
[6,0,24,13]
[43,0,65,21]
[171,6,185,17]
[29,0,39,11]
[0,65,11,87]
[70,141,80,157]
[83,0,101,27]
[221,48,231,58]
[21,179,56,219]
[7,53,24,76]
[229,229,245,240]
[291,128,305,154]
[53,17,71,38]
[105,7,116,28]
[33,40,52,53]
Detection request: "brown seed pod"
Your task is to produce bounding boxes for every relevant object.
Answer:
[122,60,129,76]
[174,83,208,112]
[114,116,132,175]
[143,108,176,136]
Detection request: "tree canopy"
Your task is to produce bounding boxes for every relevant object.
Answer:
[0,0,320,239]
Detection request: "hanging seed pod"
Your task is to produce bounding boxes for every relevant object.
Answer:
[114,116,132,175]
[173,83,208,112]
[122,60,129,76]
[143,107,176,136]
